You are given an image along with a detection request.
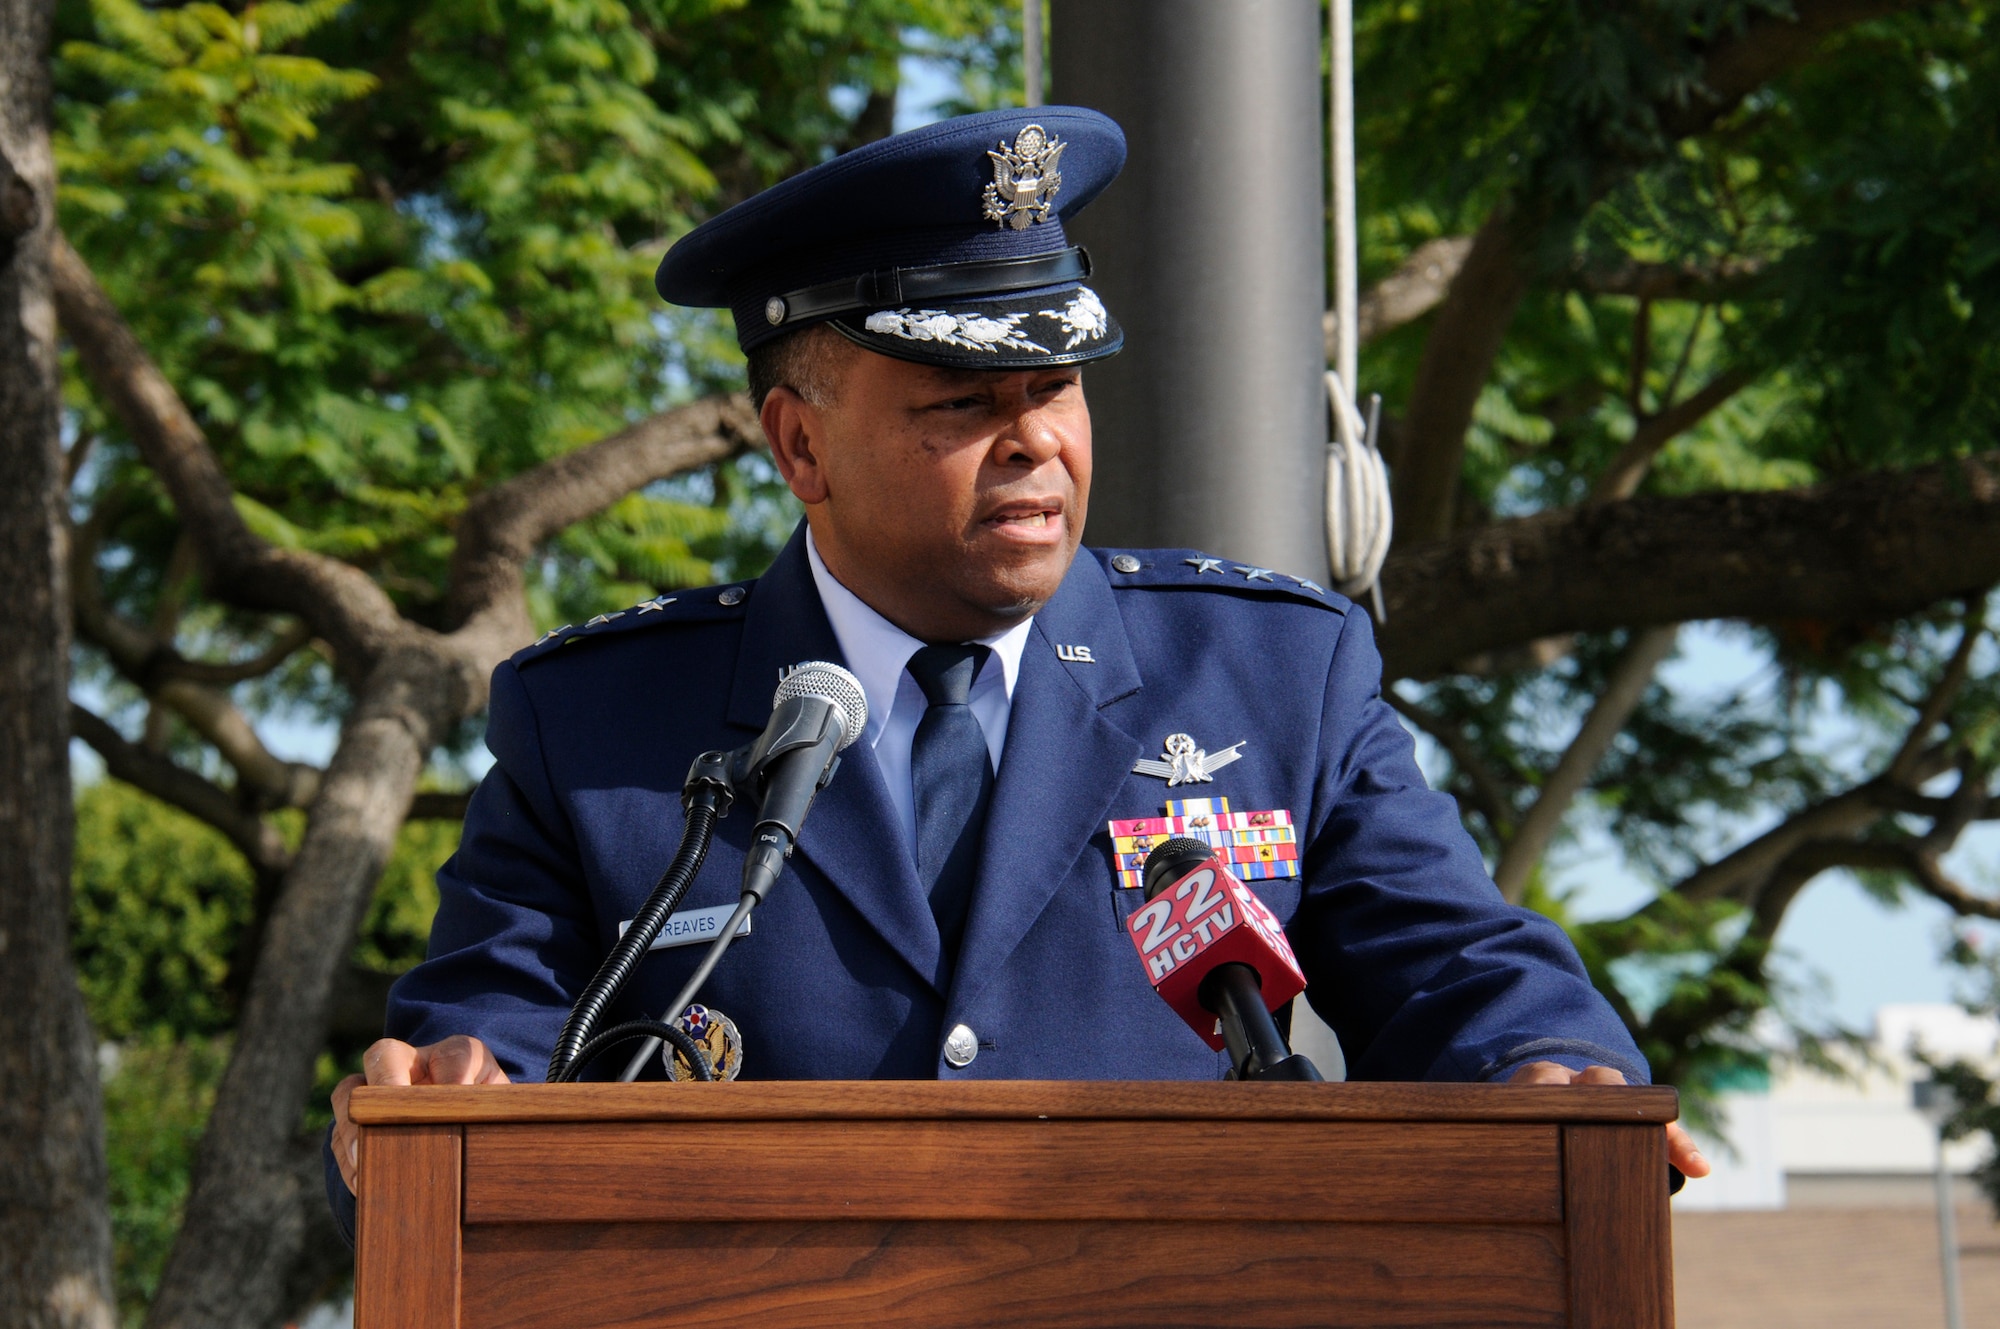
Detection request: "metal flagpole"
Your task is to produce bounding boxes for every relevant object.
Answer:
[1329,0,1356,395]
[1023,1,1043,107]
[1915,1078,1967,1329]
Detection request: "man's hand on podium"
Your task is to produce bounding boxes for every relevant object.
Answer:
[1508,1060,1710,1180]
[331,1035,510,1193]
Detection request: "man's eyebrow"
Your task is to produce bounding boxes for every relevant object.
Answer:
[915,366,1082,392]
[914,368,997,391]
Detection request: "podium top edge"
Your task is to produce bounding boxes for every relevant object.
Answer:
[348,1080,1679,1126]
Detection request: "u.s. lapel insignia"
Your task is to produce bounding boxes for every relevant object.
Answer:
[982,124,1065,229]
[1132,732,1245,786]
[1107,797,1300,890]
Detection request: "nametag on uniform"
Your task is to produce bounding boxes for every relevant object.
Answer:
[616,903,752,951]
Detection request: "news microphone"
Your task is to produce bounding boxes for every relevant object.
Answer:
[1131,837,1323,1082]
[729,661,868,903]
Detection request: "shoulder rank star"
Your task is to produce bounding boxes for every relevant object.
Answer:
[1133,732,1247,786]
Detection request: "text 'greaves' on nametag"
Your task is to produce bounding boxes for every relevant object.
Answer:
[616,903,752,951]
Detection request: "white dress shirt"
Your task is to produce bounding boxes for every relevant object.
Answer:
[805,529,1031,854]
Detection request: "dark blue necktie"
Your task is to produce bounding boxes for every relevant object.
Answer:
[906,643,994,954]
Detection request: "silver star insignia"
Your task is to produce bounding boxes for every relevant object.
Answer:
[1184,557,1226,575]
[1132,732,1247,786]
[1235,566,1275,582]
[585,611,627,628]
[1285,574,1326,595]
[635,596,676,614]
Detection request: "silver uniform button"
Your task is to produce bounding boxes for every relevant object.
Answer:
[718,586,745,606]
[765,296,787,325]
[1111,554,1141,573]
[943,1023,978,1068]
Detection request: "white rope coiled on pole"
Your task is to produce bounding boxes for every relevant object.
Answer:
[1325,369,1391,620]
[1323,0,1389,621]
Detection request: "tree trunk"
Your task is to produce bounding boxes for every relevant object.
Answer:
[1388,209,1533,543]
[0,0,117,1324]
[144,646,460,1329]
[1377,455,2000,679]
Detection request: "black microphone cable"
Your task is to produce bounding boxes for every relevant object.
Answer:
[545,751,733,1084]
[560,1019,712,1083]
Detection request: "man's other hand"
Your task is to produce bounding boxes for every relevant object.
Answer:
[1507,1060,1711,1180]
[331,1035,510,1193]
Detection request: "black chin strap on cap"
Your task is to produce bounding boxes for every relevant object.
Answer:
[762,246,1092,329]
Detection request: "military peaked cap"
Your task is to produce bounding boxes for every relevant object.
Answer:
[655,106,1126,369]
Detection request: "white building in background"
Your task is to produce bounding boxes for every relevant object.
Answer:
[1677,1003,1998,1212]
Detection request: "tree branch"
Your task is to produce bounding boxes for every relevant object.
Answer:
[1669,634,1977,911]
[1318,243,1771,367]
[51,231,408,675]
[1378,454,2000,680]
[1657,0,1932,143]
[1887,605,1986,783]
[160,621,315,686]
[1573,255,1769,303]
[1492,626,1680,903]
[1389,0,1913,541]
[1322,236,1476,359]
[1384,689,1517,837]
[71,704,291,875]
[1391,209,1534,541]
[407,790,470,821]
[444,393,758,642]
[1896,844,2000,921]
[1589,366,1755,503]
[71,530,324,808]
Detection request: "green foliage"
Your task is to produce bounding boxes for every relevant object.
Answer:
[72,778,260,1041]
[57,0,1019,706]
[100,1036,231,1326]
[72,777,457,1039]
[72,778,457,1315]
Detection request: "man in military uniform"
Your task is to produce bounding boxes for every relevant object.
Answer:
[327,106,1705,1238]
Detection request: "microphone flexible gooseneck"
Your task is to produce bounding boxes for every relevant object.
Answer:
[608,662,866,1083]
[545,750,734,1083]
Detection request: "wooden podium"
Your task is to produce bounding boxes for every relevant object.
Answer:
[349,1081,1676,1328]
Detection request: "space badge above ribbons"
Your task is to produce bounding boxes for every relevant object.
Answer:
[1108,797,1300,891]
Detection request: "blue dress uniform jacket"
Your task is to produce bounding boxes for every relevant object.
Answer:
[325,526,1645,1240]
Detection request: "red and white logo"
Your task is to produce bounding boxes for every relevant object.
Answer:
[1125,853,1307,1049]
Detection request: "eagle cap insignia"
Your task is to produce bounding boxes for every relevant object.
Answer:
[982,124,1065,230]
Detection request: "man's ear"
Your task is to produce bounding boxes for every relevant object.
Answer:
[760,386,830,505]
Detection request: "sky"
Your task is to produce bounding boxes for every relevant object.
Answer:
[1530,623,1993,1031]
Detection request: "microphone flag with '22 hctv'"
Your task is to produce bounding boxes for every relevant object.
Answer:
[1130,837,1324,1082]
[546,661,866,1085]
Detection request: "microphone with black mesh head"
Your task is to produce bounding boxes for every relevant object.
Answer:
[730,661,868,903]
